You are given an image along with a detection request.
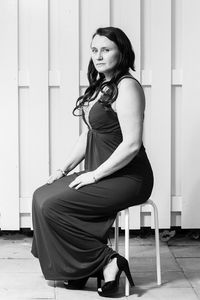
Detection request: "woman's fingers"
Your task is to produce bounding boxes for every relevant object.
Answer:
[69,178,79,188]
[69,173,95,189]
[47,170,64,184]
[74,183,85,190]
[47,175,57,184]
[69,174,84,188]
[69,180,85,189]
[47,177,54,184]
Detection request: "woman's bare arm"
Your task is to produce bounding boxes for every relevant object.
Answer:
[93,78,145,180]
[62,130,88,174]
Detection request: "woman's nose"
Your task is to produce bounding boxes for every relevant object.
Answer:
[96,51,103,60]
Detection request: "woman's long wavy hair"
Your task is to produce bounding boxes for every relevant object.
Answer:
[72,27,135,116]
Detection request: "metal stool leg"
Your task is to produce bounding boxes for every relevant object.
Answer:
[125,208,130,296]
[147,200,161,285]
[115,212,119,252]
[114,200,161,297]
[115,210,130,296]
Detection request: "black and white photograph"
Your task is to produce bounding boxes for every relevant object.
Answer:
[0,0,200,299]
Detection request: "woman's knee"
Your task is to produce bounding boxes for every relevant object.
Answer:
[32,187,42,209]
[32,186,56,217]
[40,197,58,218]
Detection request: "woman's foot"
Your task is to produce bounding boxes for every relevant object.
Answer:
[97,257,119,294]
[97,254,134,297]
[103,257,119,283]
[64,277,89,290]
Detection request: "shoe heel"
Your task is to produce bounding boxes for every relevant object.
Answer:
[97,276,102,289]
[116,255,135,287]
[123,263,135,286]
[95,269,103,289]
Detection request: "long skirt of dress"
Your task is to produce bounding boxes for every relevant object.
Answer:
[31,170,153,281]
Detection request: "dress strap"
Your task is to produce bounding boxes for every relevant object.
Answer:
[116,74,142,89]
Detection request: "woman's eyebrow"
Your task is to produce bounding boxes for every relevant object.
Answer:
[91,46,110,49]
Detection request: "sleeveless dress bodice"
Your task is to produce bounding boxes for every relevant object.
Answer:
[83,98,149,179]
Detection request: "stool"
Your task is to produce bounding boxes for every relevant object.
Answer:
[114,199,161,296]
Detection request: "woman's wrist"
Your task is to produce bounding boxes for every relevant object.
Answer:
[56,168,67,176]
[92,172,97,183]
[92,170,101,182]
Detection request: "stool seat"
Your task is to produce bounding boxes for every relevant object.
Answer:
[114,199,161,296]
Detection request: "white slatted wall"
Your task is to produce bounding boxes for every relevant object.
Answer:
[1,0,200,230]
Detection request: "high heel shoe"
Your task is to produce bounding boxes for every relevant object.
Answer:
[97,254,135,297]
[64,277,89,290]
[95,269,104,289]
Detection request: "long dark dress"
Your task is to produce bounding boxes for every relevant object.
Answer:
[31,76,154,281]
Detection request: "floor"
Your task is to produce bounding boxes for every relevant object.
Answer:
[0,231,200,300]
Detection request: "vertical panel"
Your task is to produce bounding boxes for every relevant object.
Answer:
[171,0,182,216]
[18,0,32,213]
[57,0,80,172]
[182,0,200,228]
[141,0,153,228]
[49,0,59,71]
[19,87,31,200]
[141,0,151,70]
[111,0,141,228]
[141,0,153,227]
[49,0,61,173]
[47,0,69,173]
[150,0,171,228]
[28,0,49,196]
[111,0,141,80]
[171,86,182,197]
[172,0,182,70]
[0,0,19,229]
[143,87,152,151]
[49,0,68,173]
[80,0,110,76]
[79,0,110,134]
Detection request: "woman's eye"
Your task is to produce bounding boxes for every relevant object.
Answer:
[102,48,109,52]
[91,48,97,53]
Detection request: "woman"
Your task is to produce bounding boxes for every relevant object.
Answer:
[31,27,154,297]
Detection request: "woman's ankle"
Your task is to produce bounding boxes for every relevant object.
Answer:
[103,257,119,282]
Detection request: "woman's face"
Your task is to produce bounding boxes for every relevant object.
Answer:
[91,35,120,80]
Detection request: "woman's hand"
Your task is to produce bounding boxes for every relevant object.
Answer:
[69,172,96,190]
[47,169,65,184]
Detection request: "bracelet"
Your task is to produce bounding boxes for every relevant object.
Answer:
[56,168,67,176]
[92,173,97,183]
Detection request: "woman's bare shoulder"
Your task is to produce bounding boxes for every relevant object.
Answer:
[118,76,143,93]
[117,77,145,105]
